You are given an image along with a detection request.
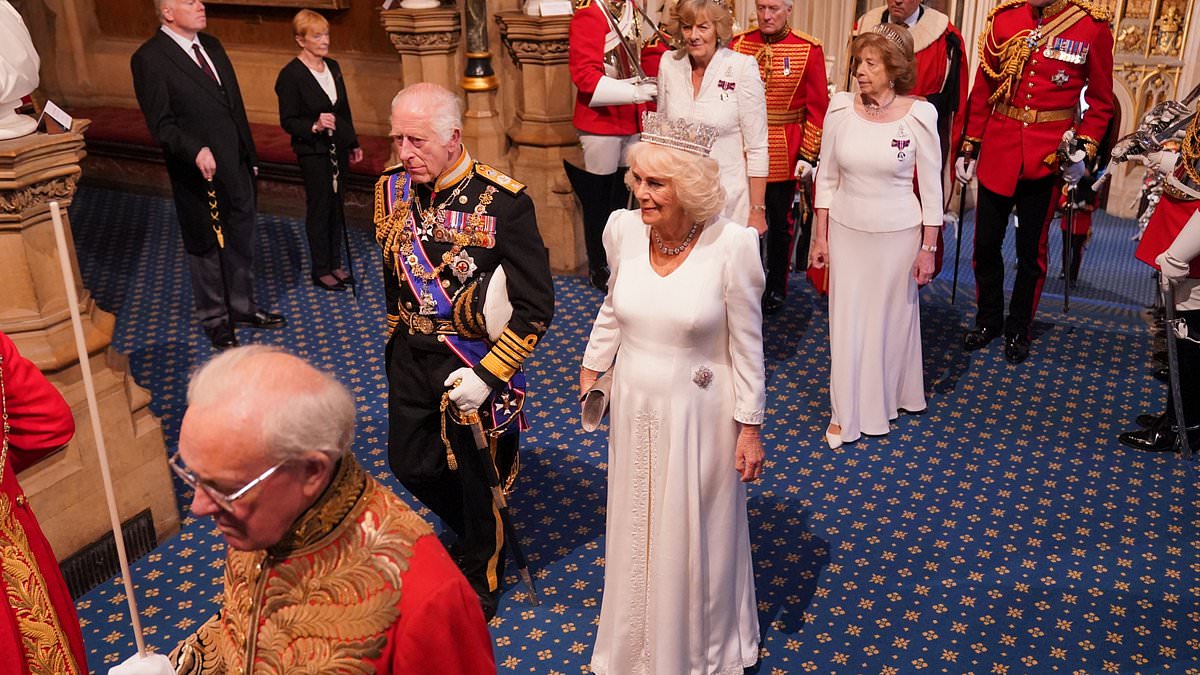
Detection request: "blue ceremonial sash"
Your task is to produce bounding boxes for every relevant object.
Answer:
[389,175,528,435]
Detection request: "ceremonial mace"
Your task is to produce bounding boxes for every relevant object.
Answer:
[1160,278,1195,459]
[48,201,151,658]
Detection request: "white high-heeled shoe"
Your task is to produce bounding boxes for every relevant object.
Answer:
[825,423,843,449]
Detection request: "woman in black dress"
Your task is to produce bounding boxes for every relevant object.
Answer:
[275,9,362,291]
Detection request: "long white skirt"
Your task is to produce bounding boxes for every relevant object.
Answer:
[827,220,927,443]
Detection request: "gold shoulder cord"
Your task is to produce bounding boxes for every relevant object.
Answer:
[977,2,1035,106]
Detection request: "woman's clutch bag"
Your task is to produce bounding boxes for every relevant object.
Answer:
[580,370,614,432]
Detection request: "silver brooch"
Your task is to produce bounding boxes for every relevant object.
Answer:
[692,365,713,389]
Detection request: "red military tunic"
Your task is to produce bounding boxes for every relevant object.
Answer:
[854,5,969,161]
[729,27,828,181]
[1137,193,1200,278]
[962,0,1114,197]
[0,331,88,675]
[569,0,666,136]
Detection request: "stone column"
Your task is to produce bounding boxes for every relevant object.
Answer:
[381,7,463,93]
[496,11,585,274]
[461,0,507,165]
[0,122,178,558]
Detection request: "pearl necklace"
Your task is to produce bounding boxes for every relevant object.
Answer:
[652,221,700,256]
[863,93,896,118]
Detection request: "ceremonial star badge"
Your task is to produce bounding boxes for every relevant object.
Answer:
[1051,69,1070,87]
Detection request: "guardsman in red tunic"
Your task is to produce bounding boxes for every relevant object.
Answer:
[730,0,828,315]
[955,0,1114,364]
[568,0,667,291]
[1119,122,1200,451]
[0,332,88,675]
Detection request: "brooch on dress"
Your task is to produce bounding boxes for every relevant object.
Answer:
[718,79,736,101]
[891,126,910,161]
[692,365,713,389]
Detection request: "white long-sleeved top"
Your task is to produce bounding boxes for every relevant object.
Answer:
[657,47,769,226]
[814,91,943,232]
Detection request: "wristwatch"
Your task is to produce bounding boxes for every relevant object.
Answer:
[920,243,937,253]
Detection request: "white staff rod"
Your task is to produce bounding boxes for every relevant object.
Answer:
[48,200,148,657]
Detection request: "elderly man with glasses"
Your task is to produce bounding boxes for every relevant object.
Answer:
[166,346,495,675]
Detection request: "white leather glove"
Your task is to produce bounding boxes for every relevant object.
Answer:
[590,76,639,107]
[1157,251,1192,286]
[794,159,815,180]
[954,156,975,184]
[632,79,657,103]
[1062,160,1087,186]
[443,367,493,413]
[108,652,176,675]
[1142,149,1180,175]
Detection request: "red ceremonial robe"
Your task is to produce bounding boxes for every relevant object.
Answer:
[0,331,88,675]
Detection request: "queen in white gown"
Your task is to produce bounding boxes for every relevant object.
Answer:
[809,25,943,448]
[581,114,767,675]
[656,0,768,231]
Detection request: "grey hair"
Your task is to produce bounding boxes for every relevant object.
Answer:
[391,83,463,144]
[187,346,356,462]
[624,141,725,224]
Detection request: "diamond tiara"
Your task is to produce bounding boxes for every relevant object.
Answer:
[640,111,720,157]
[870,23,908,50]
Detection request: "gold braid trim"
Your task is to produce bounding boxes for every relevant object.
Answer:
[1180,114,1200,187]
[0,355,83,675]
[978,3,1087,106]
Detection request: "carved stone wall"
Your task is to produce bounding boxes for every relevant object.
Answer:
[0,123,178,559]
[381,7,463,94]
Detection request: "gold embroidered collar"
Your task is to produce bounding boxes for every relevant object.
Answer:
[761,27,788,44]
[434,147,474,191]
[268,455,368,558]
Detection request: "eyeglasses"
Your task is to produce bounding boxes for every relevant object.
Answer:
[168,450,289,513]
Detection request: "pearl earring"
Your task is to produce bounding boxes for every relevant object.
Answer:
[889,79,895,89]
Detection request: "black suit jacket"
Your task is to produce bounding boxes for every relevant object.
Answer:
[274,57,359,157]
[131,30,257,254]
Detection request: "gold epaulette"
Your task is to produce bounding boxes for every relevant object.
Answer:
[792,29,821,47]
[374,169,406,247]
[1069,0,1111,21]
[475,163,526,195]
[574,0,591,9]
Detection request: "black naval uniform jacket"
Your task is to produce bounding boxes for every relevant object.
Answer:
[376,150,555,479]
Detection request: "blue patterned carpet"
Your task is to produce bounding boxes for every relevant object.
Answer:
[67,185,1198,674]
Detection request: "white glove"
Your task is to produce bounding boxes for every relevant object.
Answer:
[108,652,176,675]
[954,156,975,184]
[633,79,657,103]
[1142,149,1180,175]
[443,367,493,413]
[590,76,638,107]
[794,159,815,180]
[1062,160,1087,186]
[1157,251,1192,285]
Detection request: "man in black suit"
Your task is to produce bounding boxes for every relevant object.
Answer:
[131,0,285,349]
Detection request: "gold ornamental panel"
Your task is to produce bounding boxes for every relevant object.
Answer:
[1110,0,1195,125]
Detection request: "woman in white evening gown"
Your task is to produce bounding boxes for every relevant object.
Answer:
[656,0,769,232]
[809,24,943,449]
[580,112,766,675]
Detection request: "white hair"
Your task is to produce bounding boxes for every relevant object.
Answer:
[390,82,463,144]
[187,346,356,462]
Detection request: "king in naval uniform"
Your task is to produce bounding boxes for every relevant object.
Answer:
[955,0,1114,364]
[730,0,828,315]
[375,83,555,620]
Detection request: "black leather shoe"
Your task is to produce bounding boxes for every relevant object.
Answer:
[204,322,237,350]
[332,268,356,286]
[1004,334,1031,364]
[589,267,610,293]
[962,326,1001,351]
[1136,412,1165,429]
[1154,367,1169,383]
[762,291,786,316]
[1118,425,1200,452]
[234,310,287,330]
[312,275,347,292]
